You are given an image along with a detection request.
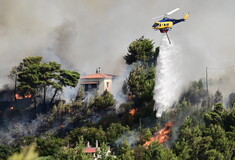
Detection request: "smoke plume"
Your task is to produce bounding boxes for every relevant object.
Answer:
[0,0,234,112]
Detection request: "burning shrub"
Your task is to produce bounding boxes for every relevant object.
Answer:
[118,102,133,114]
[144,122,174,146]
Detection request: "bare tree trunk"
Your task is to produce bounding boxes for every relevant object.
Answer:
[34,96,37,118]
[60,112,63,125]
[14,77,17,102]
[43,86,47,112]
[50,89,58,107]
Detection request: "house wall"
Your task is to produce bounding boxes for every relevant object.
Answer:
[98,79,104,93]
[104,79,112,93]
[80,78,113,93]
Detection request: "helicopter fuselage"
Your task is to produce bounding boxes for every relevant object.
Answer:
[152,13,189,33]
[152,18,185,33]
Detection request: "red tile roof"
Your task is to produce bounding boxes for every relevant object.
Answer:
[81,73,113,79]
[85,147,97,153]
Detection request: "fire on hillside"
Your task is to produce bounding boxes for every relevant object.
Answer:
[129,108,138,115]
[15,93,32,100]
[144,122,174,146]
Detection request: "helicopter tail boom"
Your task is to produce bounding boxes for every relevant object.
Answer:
[184,13,189,20]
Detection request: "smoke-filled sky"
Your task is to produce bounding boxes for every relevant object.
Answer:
[0,0,235,89]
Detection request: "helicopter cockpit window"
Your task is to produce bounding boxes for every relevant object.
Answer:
[152,23,159,28]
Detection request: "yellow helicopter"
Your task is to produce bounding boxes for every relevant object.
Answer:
[152,8,189,43]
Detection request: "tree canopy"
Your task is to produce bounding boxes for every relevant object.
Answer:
[124,37,158,65]
[14,56,80,108]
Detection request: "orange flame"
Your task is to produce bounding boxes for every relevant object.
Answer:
[129,108,138,115]
[144,122,174,146]
[15,94,23,99]
[24,94,32,98]
[15,93,32,99]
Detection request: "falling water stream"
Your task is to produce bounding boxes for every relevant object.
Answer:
[154,35,183,117]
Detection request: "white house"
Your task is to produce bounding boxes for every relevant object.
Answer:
[80,73,114,93]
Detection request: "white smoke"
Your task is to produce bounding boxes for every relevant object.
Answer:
[112,65,132,110]
[0,114,51,144]
[115,130,140,147]
[207,66,235,105]
[0,0,234,118]
[154,36,186,117]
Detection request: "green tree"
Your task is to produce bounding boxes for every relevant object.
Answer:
[53,137,91,160]
[68,126,107,146]
[106,123,130,144]
[36,136,63,157]
[49,69,80,106]
[204,149,224,160]
[204,124,233,159]
[93,90,115,111]
[0,144,13,160]
[96,143,116,160]
[173,118,206,160]
[124,37,156,65]
[52,101,67,125]
[145,142,177,160]
[173,106,235,160]
[13,56,80,114]
[212,90,223,105]
[141,128,152,143]
[133,145,145,160]
[127,64,155,104]
[118,141,134,160]
[224,107,235,131]
[38,62,61,108]
[183,80,207,105]
[16,57,43,113]
[76,86,85,102]
[204,103,225,127]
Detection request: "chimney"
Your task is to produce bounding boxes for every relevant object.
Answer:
[96,140,98,148]
[87,141,90,148]
[96,68,98,74]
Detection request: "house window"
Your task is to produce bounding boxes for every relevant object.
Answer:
[88,85,92,89]
[106,82,109,88]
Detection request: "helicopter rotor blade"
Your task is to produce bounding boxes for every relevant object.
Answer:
[166,8,180,16]
[152,8,180,20]
[152,15,164,19]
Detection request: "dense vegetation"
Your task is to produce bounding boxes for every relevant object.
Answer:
[0,37,234,160]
